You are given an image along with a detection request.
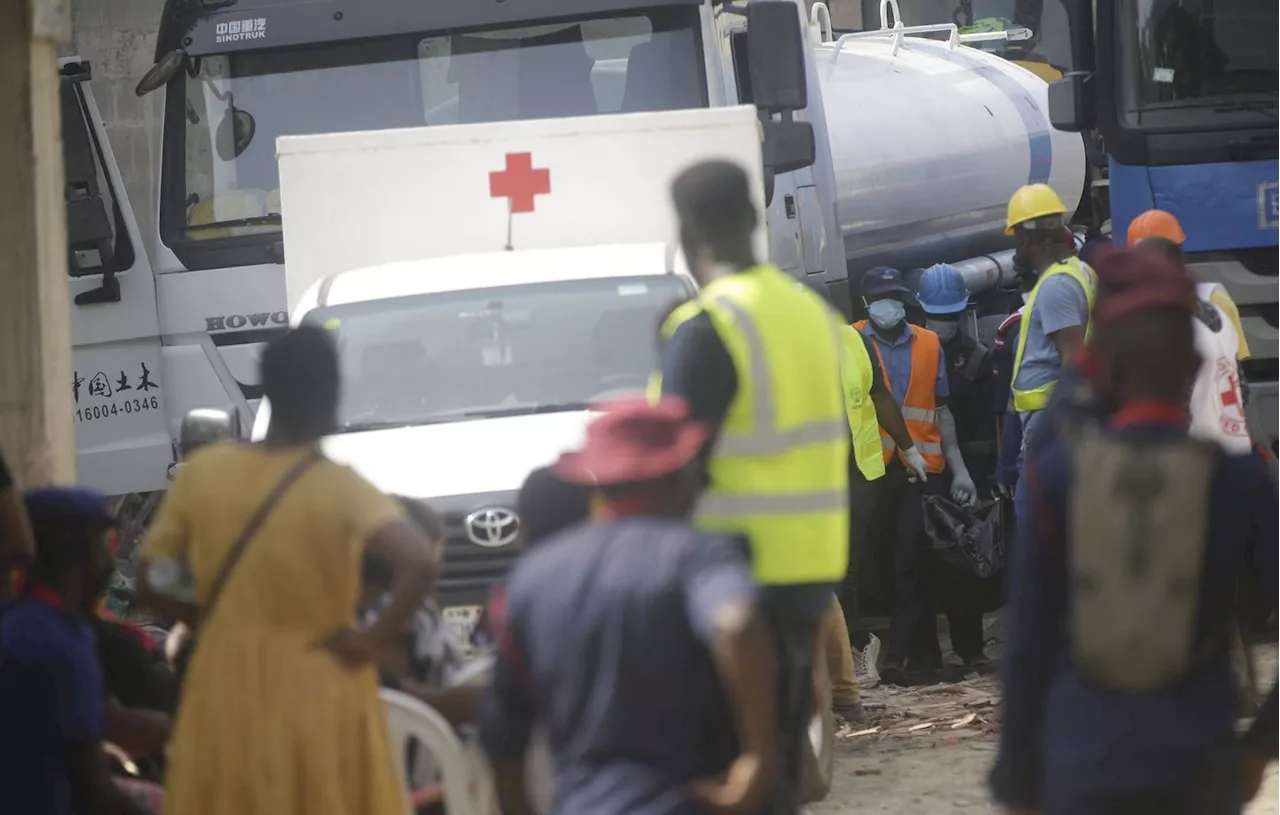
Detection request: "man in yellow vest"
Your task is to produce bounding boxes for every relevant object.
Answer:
[854,266,980,685]
[1005,184,1097,475]
[654,160,848,811]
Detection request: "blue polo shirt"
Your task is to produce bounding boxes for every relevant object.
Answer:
[0,597,105,815]
[858,323,949,407]
[479,517,757,814]
[993,413,1278,811]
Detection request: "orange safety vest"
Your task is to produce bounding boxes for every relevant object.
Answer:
[853,321,947,474]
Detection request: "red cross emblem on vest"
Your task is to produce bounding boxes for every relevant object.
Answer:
[489,153,551,214]
[1213,357,1246,435]
[1221,378,1238,409]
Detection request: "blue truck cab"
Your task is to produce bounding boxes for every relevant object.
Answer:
[1048,0,1277,450]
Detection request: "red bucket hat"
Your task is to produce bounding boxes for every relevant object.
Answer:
[554,397,710,487]
[1092,248,1196,329]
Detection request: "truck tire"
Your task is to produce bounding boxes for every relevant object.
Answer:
[800,659,835,803]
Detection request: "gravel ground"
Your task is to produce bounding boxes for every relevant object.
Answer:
[811,644,1279,814]
[814,740,1279,814]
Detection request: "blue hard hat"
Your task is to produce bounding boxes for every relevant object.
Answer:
[916,264,970,314]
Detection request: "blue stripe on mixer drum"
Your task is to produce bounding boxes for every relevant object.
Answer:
[936,46,1053,185]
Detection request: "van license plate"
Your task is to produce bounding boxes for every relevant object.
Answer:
[443,605,483,657]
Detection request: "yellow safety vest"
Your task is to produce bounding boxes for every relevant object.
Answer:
[650,265,850,586]
[839,325,886,482]
[1011,257,1097,412]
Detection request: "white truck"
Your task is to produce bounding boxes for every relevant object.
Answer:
[64,0,1090,499]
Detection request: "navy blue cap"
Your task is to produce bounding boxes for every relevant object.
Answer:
[24,487,117,529]
[860,266,915,298]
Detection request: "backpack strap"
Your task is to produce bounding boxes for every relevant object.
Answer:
[1194,297,1223,333]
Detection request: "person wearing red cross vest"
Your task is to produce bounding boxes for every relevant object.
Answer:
[854,266,982,685]
[1128,213,1256,457]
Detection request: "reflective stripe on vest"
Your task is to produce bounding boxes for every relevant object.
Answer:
[1011,257,1097,412]
[854,321,947,473]
[840,325,886,481]
[656,266,850,586]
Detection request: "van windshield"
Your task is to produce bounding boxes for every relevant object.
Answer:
[173,8,706,245]
[302,275,690,433]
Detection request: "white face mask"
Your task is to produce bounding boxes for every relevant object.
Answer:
[926,319,960,342]
[867,299,906,330]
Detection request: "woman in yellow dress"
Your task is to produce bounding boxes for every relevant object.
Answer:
[138,326,437,815]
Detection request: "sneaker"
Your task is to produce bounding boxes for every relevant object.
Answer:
[853,633,882,688]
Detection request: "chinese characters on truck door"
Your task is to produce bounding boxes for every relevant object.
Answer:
[73,362,160,423]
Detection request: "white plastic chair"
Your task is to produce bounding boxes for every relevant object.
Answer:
[448,653,556,812]
[380,688,498,815]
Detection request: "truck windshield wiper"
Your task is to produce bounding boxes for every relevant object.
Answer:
[187,214,282,231]
[1213,99,1278,119]
[456,402,592,420]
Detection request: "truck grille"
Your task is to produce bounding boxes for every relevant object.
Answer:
[402,492,524,609]
[1235,248,1278,278]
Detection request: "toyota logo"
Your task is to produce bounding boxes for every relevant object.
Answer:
[464,507,520,548]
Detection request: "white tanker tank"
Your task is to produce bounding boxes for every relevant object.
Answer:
[807,6,1087,293]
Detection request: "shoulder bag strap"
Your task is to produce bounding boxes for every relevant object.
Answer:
[198,448,321,627]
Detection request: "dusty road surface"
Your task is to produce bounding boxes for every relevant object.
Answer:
[811,645,1279,814]
[813,673,1002,814]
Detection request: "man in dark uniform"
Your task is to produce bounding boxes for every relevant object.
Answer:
[0,488,153,815]
[914,263,999,668]
[992,249,1277,815]
[916,264,1000,491]
[480,398,777,815]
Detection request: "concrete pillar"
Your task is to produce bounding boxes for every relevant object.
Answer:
[0,0,76,486]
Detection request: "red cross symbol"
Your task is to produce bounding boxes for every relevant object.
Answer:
[1221,379,1240,408]
[489,153,551,214]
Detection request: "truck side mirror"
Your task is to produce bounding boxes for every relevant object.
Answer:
[178,408,240,460]
[1047,73,1095,133]
[136,49,186,97]
[747,1,808,113]
[763,120,816,175]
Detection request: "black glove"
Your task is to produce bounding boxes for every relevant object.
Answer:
[988,476,1015,502]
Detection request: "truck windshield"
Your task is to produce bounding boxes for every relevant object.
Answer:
[174,8,705,243]
[1116,0,1277,129]
[861,0,1075,81]
[303,275,689,432]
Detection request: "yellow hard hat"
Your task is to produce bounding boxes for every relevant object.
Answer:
[1005,183,1068,235]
